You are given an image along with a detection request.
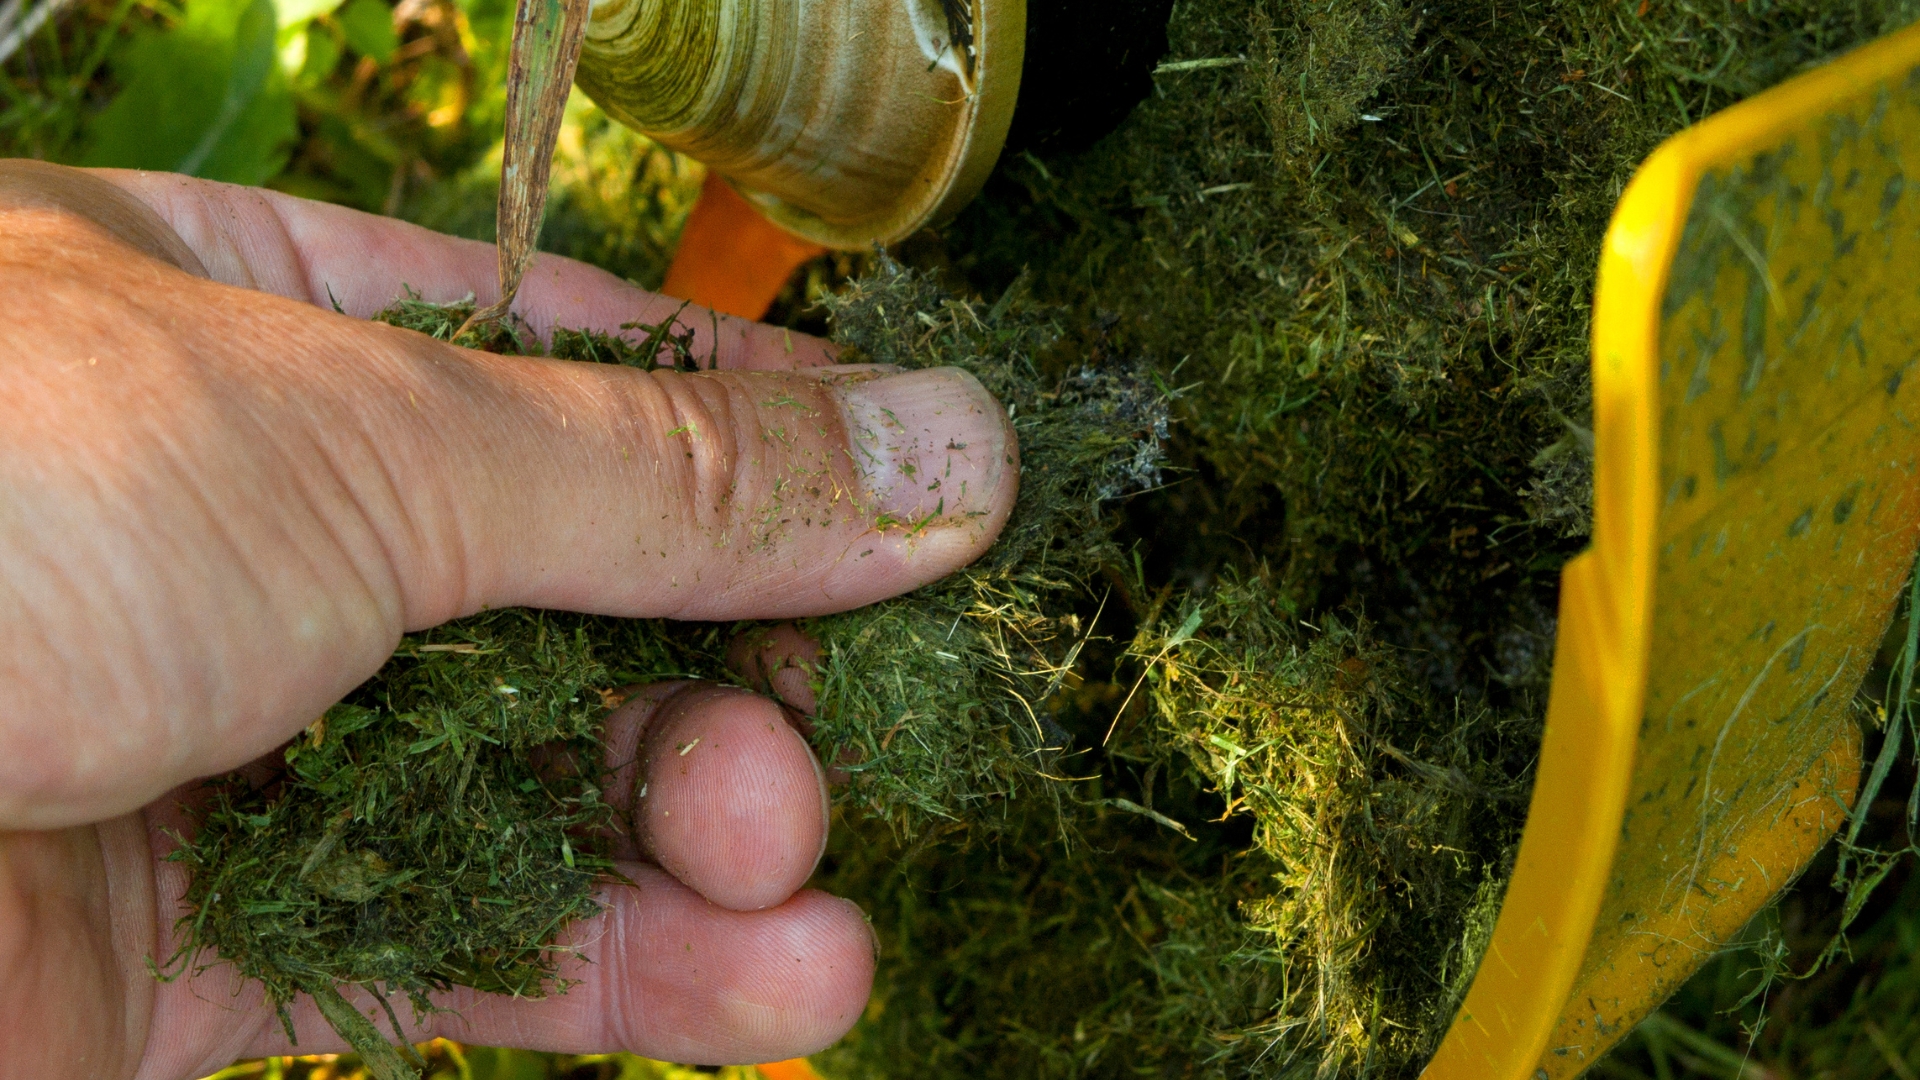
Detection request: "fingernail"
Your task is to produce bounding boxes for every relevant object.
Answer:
[834,368,1012,530]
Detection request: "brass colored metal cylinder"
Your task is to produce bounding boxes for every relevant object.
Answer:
[575,0,1025,248]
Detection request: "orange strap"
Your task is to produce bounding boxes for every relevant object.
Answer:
[661,172,827,320]
[753,1060,825,1080]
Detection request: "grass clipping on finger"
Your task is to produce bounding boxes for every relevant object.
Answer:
[163,260,1169,1067]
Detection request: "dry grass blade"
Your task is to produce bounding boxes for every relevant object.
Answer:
[306,984,421,1080]
[0,0,76,67]
[454,0,590,339]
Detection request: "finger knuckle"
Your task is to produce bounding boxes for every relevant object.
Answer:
[651,373,751,539]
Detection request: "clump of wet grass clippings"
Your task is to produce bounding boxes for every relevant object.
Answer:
[806,570,1531,1080]
[824,2,1920,1075]
[163,611,669,1080]
[368,287,705,369]
[794,259,1170,829]
[369,289,537,355]
[1125,576,1532,1074]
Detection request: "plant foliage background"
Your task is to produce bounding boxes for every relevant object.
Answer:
[17,0,1920,1076]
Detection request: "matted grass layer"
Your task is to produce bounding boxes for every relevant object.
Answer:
[850,0,1920,1074]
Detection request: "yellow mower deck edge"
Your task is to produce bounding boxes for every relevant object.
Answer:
[1421,22,1920,1080]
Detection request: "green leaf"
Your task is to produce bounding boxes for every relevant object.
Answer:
[82,0,295,184]
[336,0,396,62]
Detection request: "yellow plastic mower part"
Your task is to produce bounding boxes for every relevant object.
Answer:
[1423,21,1920,1080]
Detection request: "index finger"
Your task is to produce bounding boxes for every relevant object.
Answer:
[88,166,837,371]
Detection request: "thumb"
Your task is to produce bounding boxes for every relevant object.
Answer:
[1,161,1021,619]
[372,350,1019,623]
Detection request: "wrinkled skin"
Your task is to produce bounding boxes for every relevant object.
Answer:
[0,161,1017,1078]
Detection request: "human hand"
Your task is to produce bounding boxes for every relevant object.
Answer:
[0,161,1017,1077]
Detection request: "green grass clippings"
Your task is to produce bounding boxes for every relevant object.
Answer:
[165,611,641,1079]
[819,1,1920,1076]
[801,264,1168,829]
[1126,578,1531,1073]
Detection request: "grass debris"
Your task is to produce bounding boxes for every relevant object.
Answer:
[1128,578,1531,1070]
[800,264,1168,827]
[165,611,638,1076]
[842,0,1920,1075]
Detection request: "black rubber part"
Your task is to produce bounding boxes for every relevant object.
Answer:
[1002,0,1177,158]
